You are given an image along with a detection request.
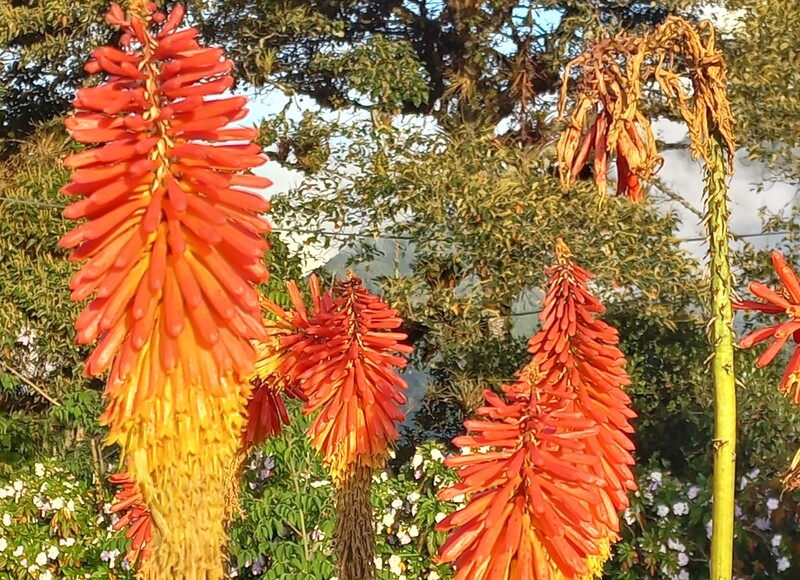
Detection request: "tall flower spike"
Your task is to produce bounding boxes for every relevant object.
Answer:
[733,251,800,403]
[437,240,636,580]
[528,239,637,527]
[255,274,412,579]
[60,3,271,577]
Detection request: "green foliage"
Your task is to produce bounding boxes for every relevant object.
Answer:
[0,460,133,579]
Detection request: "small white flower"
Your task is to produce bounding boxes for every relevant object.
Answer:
[766,497,780,511]
[434,512,447,523]
[430,448,445,462]
[452,494,465,504]
[747,468,760,479]
[777,557,791,572]
[13,480,23,492]
[36,552,48,566]
[623,508,636,525]
[28,564,39,574]
[388,554,404,575]
[407,492,420,503]
[13,545,23,557]
[374,556,383,570]
[382,511,395,528]
[771,534,782,548]
[687,485,701,500]
[40,571,53,580]
[20,559,27,567]
[678,570,690,580]
[408,524,419,538]
[739,476,748,490]
[59,537,75,547]
[0,488,6,499]
[388,449,396,459]
[66,500,75,512]
[309,480,330,489]
[398,532,412,545]
[0,538,7,552]
[51,497,64,510]
[649,471,663,484]
[678,552,689,567]
[478,446,490,453]
[2,513,11,526]
[428,573,441,580]
[667,538,686,552]
[380,471,389,482]
[656,504,670,518]
[35,463,45,477]
[391,498,403,509]
[672,502,689,516]
[47,546,59,560]
[460,447,471,455]
[412,454,423,469]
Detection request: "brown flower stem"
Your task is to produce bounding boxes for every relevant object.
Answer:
[334,463,376,580]
[705,127,736,580]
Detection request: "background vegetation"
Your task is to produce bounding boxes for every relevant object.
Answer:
[2,0,800,578]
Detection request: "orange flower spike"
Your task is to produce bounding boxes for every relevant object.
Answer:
[437,375,609,580]
[109,470,153,567]
[286,275,412,481]
[734,251,800,403]
[529,241,637,515]
[61,2,273,577]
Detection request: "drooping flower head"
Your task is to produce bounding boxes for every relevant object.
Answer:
[557,37,661,202]
[437,240,636,579]
[60,2,271,576]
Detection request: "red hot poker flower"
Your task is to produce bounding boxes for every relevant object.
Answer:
[60,2,272,576]
[109,470,153,566]
[436,367,612,580]
[438,240,637,579]
[527,239,637,528]
[734,251,800,403]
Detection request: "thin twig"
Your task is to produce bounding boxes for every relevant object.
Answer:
[1,361,62,407]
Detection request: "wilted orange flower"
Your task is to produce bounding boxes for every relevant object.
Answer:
[557,38,662,202]
[437,240,636,579]
[60,2,271,576]
[109,470,153,566]
[734,251,800,404]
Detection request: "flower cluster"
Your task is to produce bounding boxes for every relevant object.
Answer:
[557,38,661,201]
[59,1,272,576]
[734,251,800,489]
[436,240,636,579]
[256,274,412,483]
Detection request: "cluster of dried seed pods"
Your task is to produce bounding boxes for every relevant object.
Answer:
[61,2,272,576]
[437,240,636,579]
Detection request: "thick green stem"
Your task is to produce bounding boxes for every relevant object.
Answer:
[705,130,736,580]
